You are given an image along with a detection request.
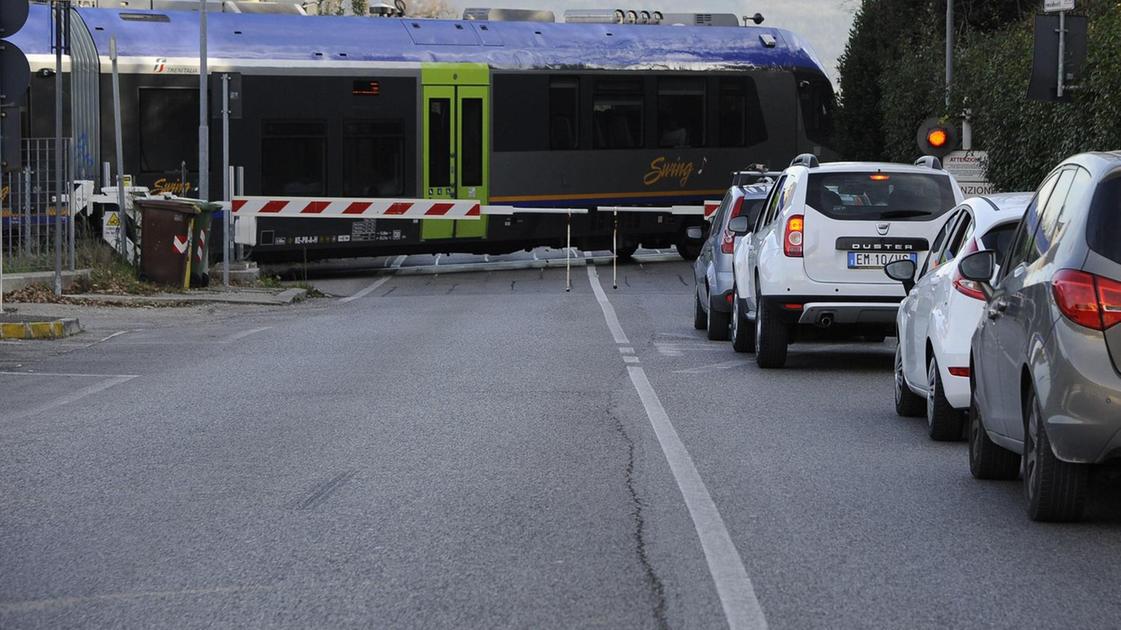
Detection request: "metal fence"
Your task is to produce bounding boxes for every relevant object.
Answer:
[1,138,77,271]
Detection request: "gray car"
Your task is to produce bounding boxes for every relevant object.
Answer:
[693,181,772,340]
[959,151,1121,522]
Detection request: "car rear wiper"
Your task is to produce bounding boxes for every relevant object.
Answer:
[879,209,934,218]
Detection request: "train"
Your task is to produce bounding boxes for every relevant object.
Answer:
[8,1,837,262]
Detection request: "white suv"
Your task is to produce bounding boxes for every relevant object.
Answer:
[730,154,964,368]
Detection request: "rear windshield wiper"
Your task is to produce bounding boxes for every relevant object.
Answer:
[879,209,934,218]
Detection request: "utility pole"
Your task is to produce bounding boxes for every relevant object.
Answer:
[945,0,953,107]
[198,0,208,202]
[53,0,69,295]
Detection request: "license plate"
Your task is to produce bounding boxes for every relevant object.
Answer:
[847,252,918,269]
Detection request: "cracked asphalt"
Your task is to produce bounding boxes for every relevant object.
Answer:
[3,256,1121,628]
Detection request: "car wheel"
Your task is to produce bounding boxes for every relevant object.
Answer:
[1023,387,1088,522]
[693,291,707,330]
[894,345,924,417]
[968,393,1020,480]
[731,294,755,353]
[927,357,965,441]
[754,288,788,368]
[706,295,731,341]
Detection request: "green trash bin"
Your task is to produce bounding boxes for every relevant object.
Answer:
[185,201,221,288]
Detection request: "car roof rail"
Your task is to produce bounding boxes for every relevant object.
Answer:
[789,153,819,168]
[914,155,943,170]
[731,166,783,186]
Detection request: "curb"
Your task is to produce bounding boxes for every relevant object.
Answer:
[0,317,82,340]
[63,288,307,306]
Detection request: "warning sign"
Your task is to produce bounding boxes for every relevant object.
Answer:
[943,150,995,196]
[106,212,120,227]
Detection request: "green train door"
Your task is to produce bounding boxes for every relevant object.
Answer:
[421,64,490,240]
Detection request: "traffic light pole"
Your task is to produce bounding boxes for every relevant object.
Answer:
[198,0,208,203]
[944,0,953,107]
[52,1,68,296]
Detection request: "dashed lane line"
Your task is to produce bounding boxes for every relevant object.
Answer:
[222,326,272,344]
[339,276,393,304]
[2,375,138,422]
[586,262,767,630]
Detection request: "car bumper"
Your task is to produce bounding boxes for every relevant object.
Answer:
[796,301,900,326]
[1039,320,1121,464]
[710,271,735,312]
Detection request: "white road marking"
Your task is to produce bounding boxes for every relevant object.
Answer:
[585,262,629,345]
[619,347,635,354]
[95,330,130,344]
[222,326,272,343]
[673,360,750,375]
[339,276,393,304]
[623,356,640,364]
[0,371,139,378]
[585,270,767,630]
[626,366,767,630]
[654,343,684,357]
[3,375,137,422]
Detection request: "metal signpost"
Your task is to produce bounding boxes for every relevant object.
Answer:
[222,73,229,287]
[52,1,70,295]
[198,0,208,204]
[1044,0,1075,98]
[110,36,127,259]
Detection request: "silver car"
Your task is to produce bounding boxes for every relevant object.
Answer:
[959,151,1121,522]
[693,181,772,340]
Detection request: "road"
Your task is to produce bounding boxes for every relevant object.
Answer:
[3,255,1121,629]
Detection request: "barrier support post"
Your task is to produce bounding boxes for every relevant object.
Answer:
[565,210,571,292]
[612,210,618,290]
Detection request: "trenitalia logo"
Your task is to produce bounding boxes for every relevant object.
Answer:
[835,237,929,251]
[152,58,197,74]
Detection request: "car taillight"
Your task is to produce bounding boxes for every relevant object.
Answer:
[952,239,985,300]
[1051,269,1121,331]
[720,198,746,254]
[784,214,804,257]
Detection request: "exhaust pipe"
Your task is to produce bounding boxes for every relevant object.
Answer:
[817,313,834,328]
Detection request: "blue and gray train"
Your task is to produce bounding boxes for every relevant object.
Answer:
[9,2,836,261]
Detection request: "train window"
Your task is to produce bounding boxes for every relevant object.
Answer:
[428,98,452,187]
[343,121,404,197]
[798,75,835,145]
[657,78,704,148]
[549,78,579,150]
[717,77,767,147]
[138,88,199,174]
[593,79,643,150]
[461,99,484,187]
[260,121,326,196]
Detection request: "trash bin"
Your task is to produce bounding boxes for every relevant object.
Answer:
[136,199,199,290]
[187,201,221,288]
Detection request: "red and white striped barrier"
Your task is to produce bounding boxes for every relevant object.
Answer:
[231,196,482,219]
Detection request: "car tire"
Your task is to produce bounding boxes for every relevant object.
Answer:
[968,394,1020,481]
[693,291,707,330]
[731,294,755,353]
[707,295,731,341]
[927,357,965,441]
[1023,387,1088,522]
[754,289,788,368]
[677,237,701,261]
[894,345,924,417]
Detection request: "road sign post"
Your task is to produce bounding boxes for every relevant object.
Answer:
[0,0,31,310]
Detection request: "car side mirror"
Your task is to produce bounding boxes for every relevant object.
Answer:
[958,250,997,299]
[685,226,704,240]
[884,258,917,294]
[727,216,751,236]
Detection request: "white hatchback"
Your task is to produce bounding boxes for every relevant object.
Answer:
[885,193,1032,440]
[729,155,964,368]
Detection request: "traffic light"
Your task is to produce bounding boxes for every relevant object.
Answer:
[1,0,29,171]
[916,116,959,158]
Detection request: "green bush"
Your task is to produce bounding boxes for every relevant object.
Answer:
[836,0,1121,191]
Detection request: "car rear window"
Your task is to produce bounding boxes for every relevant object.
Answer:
[980,222,1018,262]
[1087,175,1121,264]
[806,172,958,221]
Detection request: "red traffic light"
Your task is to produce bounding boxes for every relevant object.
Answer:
[926,128,949,148]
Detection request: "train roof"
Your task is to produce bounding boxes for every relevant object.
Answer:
[12,4,830,76]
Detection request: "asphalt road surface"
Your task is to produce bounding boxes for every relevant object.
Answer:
[3,255,1121,629]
